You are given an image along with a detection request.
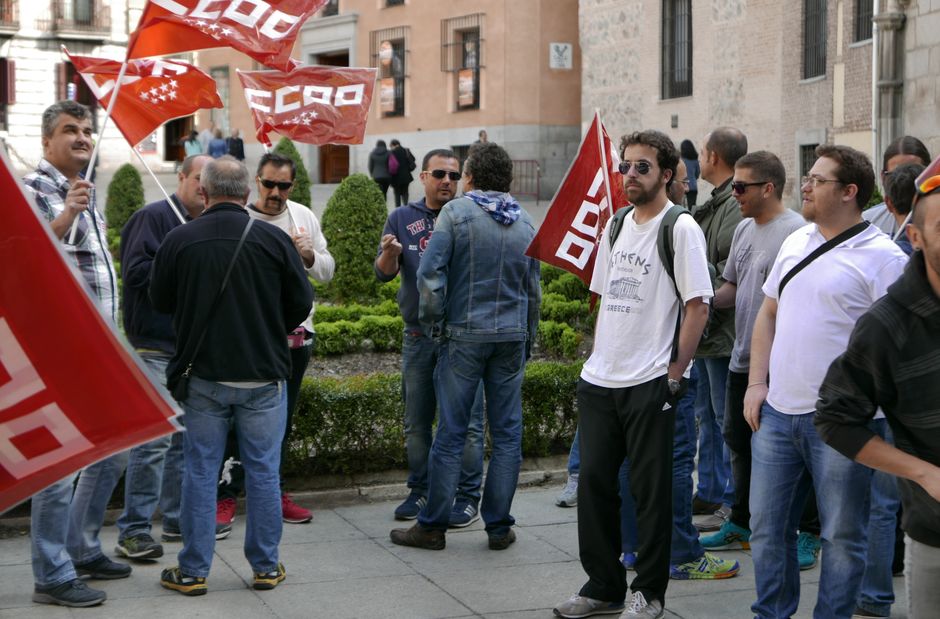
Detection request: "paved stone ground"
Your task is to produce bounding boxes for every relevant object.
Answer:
[0,484,908,618]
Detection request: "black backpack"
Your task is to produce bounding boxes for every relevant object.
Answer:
[606,203,696,361]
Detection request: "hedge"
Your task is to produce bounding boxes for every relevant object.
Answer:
[284,361,582,475]
[314,315,404,355]
[537,320,583,358]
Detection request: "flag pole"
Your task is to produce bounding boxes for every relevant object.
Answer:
[595,109,615,219]
[67,59,130,244]
[132,148,186,224]
[892,211,911,241]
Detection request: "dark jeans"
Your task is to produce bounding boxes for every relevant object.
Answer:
[376,178,390,198]
[393,183,409,207]
[724,370,820,535]
[577,376,675,607]
[218,341,313,499]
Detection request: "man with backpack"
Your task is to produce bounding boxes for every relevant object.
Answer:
[554,131,712,619]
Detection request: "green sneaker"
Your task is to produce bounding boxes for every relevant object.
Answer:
[798,531,821,570]
[670,552,740,580]
[700,520,751,550]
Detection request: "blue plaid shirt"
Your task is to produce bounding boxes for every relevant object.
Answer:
[23,159,118,322]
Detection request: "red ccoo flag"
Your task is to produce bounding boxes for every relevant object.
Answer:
[127,0,328,72]
[238,65,377,148]
[0,149,180,513]
[525,112,628,286]
[64,50,223,147]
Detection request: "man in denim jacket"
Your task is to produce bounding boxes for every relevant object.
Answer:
[390,142,540,551]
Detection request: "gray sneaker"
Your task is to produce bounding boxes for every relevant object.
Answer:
[555,473,579,507]
[552,594,624,618]
[694,505,731,532]
[33,579,106,607]
[116,533,164,560]
[623,591,664,618]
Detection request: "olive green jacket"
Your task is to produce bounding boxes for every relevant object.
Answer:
[692,178,742,358]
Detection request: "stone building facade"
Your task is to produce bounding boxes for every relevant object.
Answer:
[579,0,938,208]
[1,0,144,174]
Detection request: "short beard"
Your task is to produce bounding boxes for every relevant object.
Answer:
[630,174,667,207]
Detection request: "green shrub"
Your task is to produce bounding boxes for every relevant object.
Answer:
[321,173,388,303]
[284,361,582,475]
[540,293,591,330]
[273,137,312,207]
[537,320,583,358]
[358,315,404,352]
[379,276,401,301]
[105,163,144,232]
[865,185,884,210]
[544,271,590,301]
[314,300,399,324]
[314,320,360,355]
[540,264,567,285]
[314,313,405,355]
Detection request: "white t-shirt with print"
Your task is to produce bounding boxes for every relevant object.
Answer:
[581,204,714,389]
[762,223,907,414]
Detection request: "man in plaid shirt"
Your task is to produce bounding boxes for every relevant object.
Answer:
[22,100,130,609]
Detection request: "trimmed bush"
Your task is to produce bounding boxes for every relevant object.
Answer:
[540,264,567,285]
[314,314,405,355]
[321,173,388,303]
[540,293,591,331]
[537,320,583,358]
[379,275,401,301]
[314,299,399,324]
[284,361,582,475]
[105,163,144,232]
[544,271,589,301]
[273,137,312,207]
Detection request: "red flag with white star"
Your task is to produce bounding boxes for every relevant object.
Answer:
[237,65,377,147]
[127,0,328,72]
[65,50,223,147]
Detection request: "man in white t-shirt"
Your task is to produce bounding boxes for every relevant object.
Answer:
[744,145,908,619]
[554,130,712,619]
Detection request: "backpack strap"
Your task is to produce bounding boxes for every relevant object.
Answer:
[607,205,634,249]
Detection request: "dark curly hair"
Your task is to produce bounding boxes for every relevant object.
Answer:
[815,144,876,210]
[465,142,513,193]
[256,152,296,180]
[620,130,679,180]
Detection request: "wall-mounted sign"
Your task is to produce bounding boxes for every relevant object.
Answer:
[379,77,396,113]
[549,42,573,70]
[457,68,476,108]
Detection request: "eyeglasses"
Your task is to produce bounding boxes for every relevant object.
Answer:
[674,178,690,186]
[429,169,461,181]
[618,161,652,175]
[259,178,293,191]
[731,180,770,195]
[916,174,940,196]
[801,176,844,188]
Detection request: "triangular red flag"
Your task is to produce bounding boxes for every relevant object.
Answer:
[64,49,223,147]
[126,0,327,72]
[238,65,377,147]
[0,150,180,513]
[525,112,628,286]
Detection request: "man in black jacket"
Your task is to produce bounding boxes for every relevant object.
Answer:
[115,154,211,560]
[816,178,940,619]
[150,156,312,597]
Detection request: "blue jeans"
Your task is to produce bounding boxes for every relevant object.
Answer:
[568,427,581,475]
[402,330,485,502]
[65,450,129,564]
[117,354,183,539]
[750,404,873,619]
[30,474,79,586]
[179,377,286,577]
[693,357,734,505]
[419,339,526,535]
[671,363,704,564]
[857,420,900,616]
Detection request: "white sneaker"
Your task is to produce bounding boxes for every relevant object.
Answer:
[623,591,664,618]
[555,473,579,507]
[552,594,624,618]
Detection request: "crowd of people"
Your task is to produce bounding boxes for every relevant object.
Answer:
[15,98,940,619]
[181,123,245,162]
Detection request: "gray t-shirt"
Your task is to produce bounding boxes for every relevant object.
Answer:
[722,209,806,372]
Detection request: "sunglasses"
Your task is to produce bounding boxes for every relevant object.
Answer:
[429,169,461,181]
[259,178,293,191]
[618,161,652,175]
[731,180,769,195]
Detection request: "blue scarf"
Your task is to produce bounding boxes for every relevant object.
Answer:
[466,190,521,225]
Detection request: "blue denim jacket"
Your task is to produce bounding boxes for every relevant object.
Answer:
[417,193,540,345]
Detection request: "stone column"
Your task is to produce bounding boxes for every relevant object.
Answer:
[873,0,910,159]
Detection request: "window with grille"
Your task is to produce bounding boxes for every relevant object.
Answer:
[385,0,404,6]
[800,144,819,180]
[661,0,692,99]
[854,0,873,42]
[371,27,409,117]
[55,62,98,130]
[803,0,827,78]
[442,14,484,111]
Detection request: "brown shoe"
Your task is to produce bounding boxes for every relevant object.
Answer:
[390,524,445,550]
[692,496,722,515]
[488,529,516,550]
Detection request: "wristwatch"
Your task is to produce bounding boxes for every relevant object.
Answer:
[667,378,681,394]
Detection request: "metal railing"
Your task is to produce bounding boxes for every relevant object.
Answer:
[511,159,541,205]
[40,0,111,35]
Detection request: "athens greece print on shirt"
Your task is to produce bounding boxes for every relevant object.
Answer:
[606,248,654,308]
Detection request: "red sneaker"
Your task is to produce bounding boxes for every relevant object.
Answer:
[281,494,313,524]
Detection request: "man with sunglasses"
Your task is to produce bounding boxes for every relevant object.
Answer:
[689,127,747,531]
[744,145,908,619]
[375,149,485,526]
[214,152,335,531]
[816,163,940,619]
[554,131,712,619]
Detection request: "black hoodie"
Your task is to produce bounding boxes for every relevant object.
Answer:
[816,251,940,548]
